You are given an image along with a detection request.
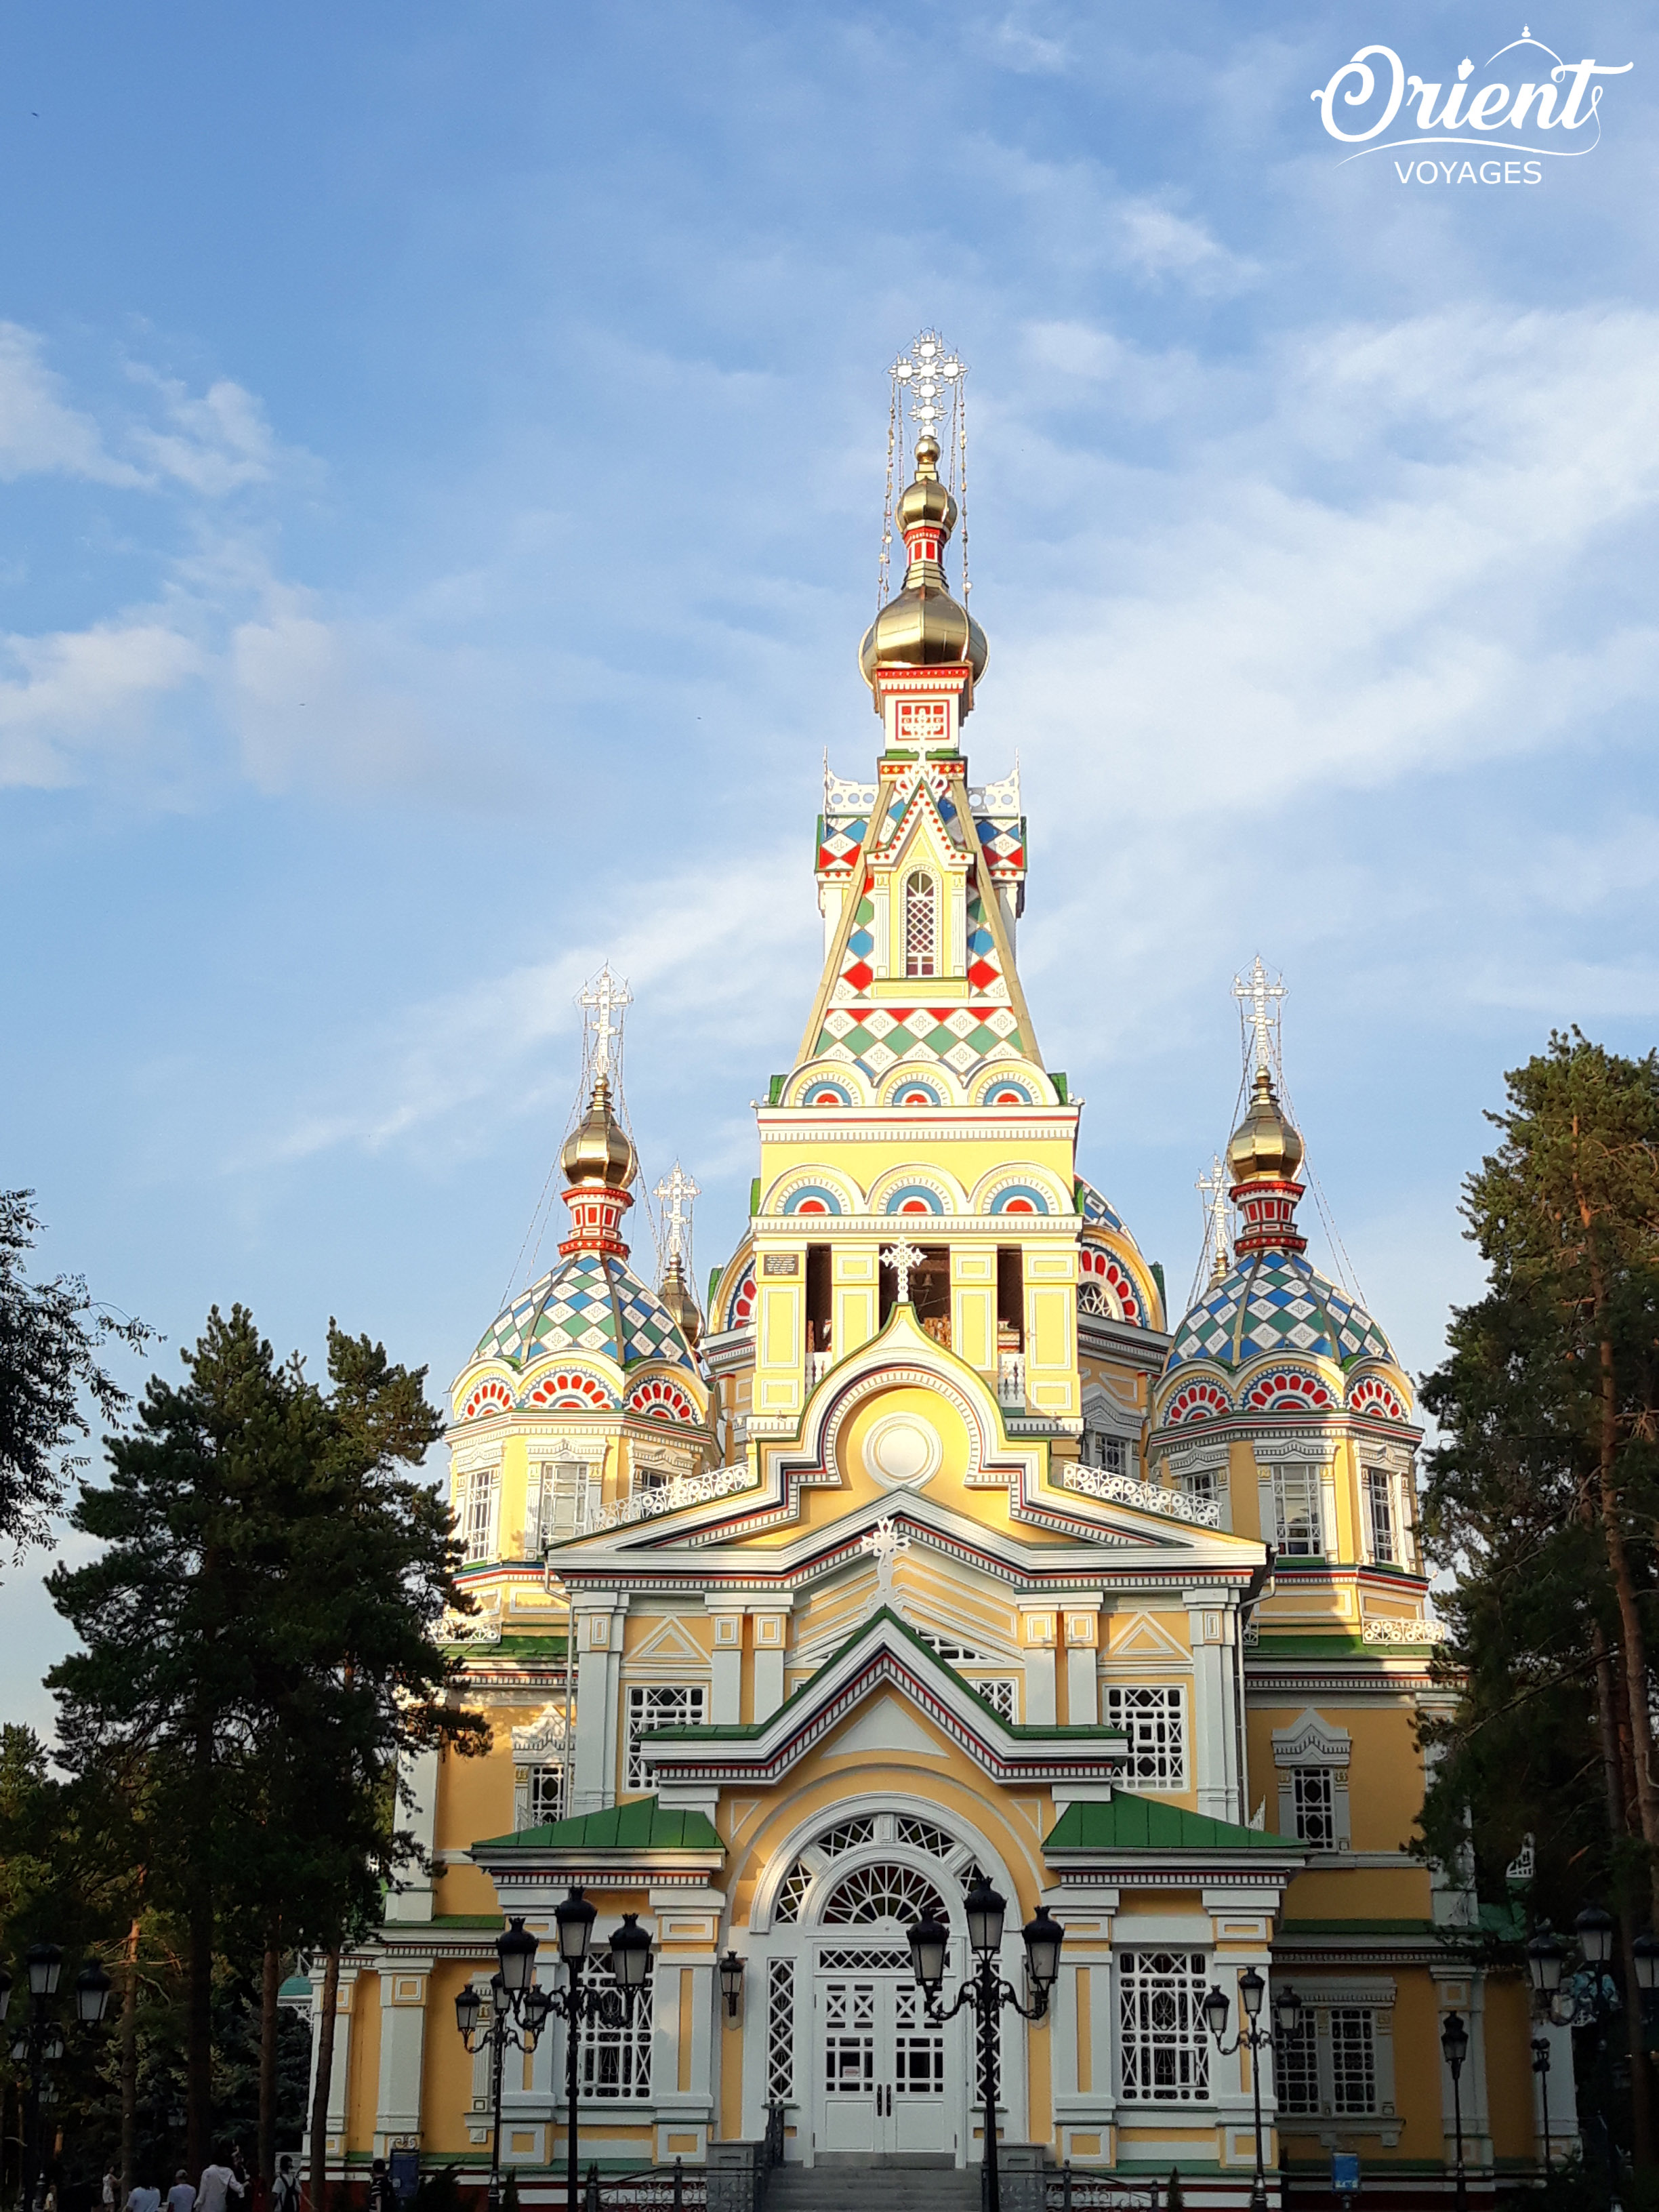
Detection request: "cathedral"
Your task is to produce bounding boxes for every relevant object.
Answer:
[312,341,1560,2205]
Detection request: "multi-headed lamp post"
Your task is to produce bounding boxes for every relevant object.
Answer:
[906,1877,1065,2212]
[1202,1968,1301,2212]
[1525,1904,1659,2178]
[455,1897,651,2212]
[1,1942,113,2209]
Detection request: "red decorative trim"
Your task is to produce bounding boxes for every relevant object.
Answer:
[458,1378,512,1422]
[1079,1243,1142,1324]
[628,1376,700,1425]
[1165,1379,1230,1426]
[525,1368,613,1410]
[1349,1374,1407,1420]
[1242,1368,1334,1412]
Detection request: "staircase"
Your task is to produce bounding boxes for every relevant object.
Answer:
[769,2163,979,2212]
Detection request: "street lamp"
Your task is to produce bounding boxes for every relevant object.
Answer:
[525,1891,652,2212]
[1576,1906,1614,1969]
[453,1919,555,2212]
[1531,2036,1553,2175]
[718,1953,745,2021]
[9,1942,110,2211]
[1203,1971,1300,2212]
[1440,2010,1469,2212]
[907,1881,1063,2212]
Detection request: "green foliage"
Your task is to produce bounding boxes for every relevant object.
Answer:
[1419,1031,1659,1919]
[411,2166,467,2212]
[499,2171,521,2212]
[0,1189,155,1561]
[1163,2169,1184,2212]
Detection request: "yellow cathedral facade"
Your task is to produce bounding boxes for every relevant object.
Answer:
[308,342,1563,2207]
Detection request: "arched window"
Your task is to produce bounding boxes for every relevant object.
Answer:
[904,870,937,978]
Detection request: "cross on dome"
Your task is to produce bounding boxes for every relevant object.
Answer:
[1232,954,1286,1077]
[881,1239,927,1305]
[653,1160,699,1267]
[579,963,632,1080]
[891,331,964,451]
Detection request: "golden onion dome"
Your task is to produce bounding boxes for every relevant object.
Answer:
[560,1074,637,1189]
[859,434,989,695]
[657,1256,702,1351]
[1227,1066,1305,1186]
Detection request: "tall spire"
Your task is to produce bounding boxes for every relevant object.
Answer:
[558,965,638,1258]
[653,1161,703,1349]
[1197,1153,1231,1284]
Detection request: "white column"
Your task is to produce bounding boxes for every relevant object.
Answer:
[1021,1605,1057,1725]
[374,1960,433,2153]
[752,1608,790,1721]
[709,1607,744,1724]
[386,1746,440,1922]
[572,1593,628,1813]
[1063,1602,1101,1725]
[1185,1591,1242,1824]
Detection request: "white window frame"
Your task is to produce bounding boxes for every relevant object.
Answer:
[1103,1683,1188,1791]
[577,1958,653,2101]
[626,1683,708,1790]
[1272,1710,1353,1849]
[1291,1765,1338,1850]
[463,1465,499,1562]
[1117,1948,1212,2104]
[1269,1464,1322,1556]
[903,869,937,979]
[530,1456,596,1549]
[1363,1467,1396,1564]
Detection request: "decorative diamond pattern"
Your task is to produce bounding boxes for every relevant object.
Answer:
[1167,1249,1394,1376]
[474,1250,699,1376]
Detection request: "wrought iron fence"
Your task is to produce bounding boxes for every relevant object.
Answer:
[1045,2169,1160,2212]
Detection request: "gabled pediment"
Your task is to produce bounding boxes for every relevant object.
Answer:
[638,1605,1124,1797]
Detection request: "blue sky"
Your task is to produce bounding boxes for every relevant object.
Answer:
[4,1,1657,1725]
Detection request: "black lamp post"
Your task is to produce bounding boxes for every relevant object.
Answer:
[3,1944,112,2211]
[1530,2036,1552,2175]
[527,1891,652,2212]
[907,1879,1063,2212]
[718,1953,745,2022]
[1440,2009,1469,2212]
[1202,1969,1301,2212]
[455,1918,555,2212]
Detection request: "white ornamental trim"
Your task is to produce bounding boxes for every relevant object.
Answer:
[1063,1465,1221,1529]
[1361,1616,1449,1644]
[1250,1435,1340,1465]
[594,1464,761,1531]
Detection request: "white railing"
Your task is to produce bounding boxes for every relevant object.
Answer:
[807,1350,833,1388]
[594,1464,760,1531]
[996,1355,1025,1408]
[824,775,878,815]
[439,1601,503,1645]
[968,770,1021,816]
[1063,1466,1222,1529]
[1362,1615,1450,1644]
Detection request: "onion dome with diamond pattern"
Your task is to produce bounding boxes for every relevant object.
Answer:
[472,1251,699,1376]
[859,434,988,695]
[1163,1248,1394,1378]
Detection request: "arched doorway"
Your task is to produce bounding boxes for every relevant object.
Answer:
[747,1805,1021,2167]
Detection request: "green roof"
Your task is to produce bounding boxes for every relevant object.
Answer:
[472,1796,723,1854]
[1277,1918,1437,1936]
[1044,1793,1300,1854]
[444,1633,569,1660]
[279,1974,312,1998]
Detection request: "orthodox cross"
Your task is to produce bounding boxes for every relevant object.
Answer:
[860,1514,911,1599]
[1197,1153,1230,1284]
[579,963,632,1079]
[1232,953,1286,1076]
[891,331,964,449]
[882,1238,927,1305]
[653,1161,699,1266]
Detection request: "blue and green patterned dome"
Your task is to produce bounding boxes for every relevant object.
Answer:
[1167,1246,1393,1374]
[474,1249,698,1375]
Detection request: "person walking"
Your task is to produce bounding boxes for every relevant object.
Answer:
[197,2152,244,2212]
[104,2169,119,2212]
[167,2171,197,2212]
[126,2180,161,2212]
[270,2160,299,2212]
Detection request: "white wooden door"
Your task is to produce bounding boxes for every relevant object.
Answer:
[816,1969,953,2156]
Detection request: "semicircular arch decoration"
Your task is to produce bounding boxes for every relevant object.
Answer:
[972,1165,1069,1218]
[627,1376,701,1424]
[724,1261,756,1334]
[523,1368,614,1411]
[819,1861,951,1927]
[1162,1378,1231,1427]
[800,1078,855,1108]
[1078,1244,1143,1324]
[457,1376,513,1422]
[882,1183,949,1218]
[1349,1373,1409,1421]
[1242,1367,1336,1414]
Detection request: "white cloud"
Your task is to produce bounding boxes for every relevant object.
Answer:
[0,324,142,485]
[128,370,280,494]
[0,619,204,787]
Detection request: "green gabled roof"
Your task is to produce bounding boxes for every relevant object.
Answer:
[1044,1793,1300,1854]
[472,1795,723,1854]
[643,1605,1125,1746]
[279,1974,312,1999]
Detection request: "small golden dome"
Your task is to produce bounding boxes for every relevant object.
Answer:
[560,1074,637,1189]
[859,434,988,694]
[1227,1066,1305,1186]
[657,1256,702,1350]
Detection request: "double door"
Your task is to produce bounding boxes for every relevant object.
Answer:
[817,1965,953,2156]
